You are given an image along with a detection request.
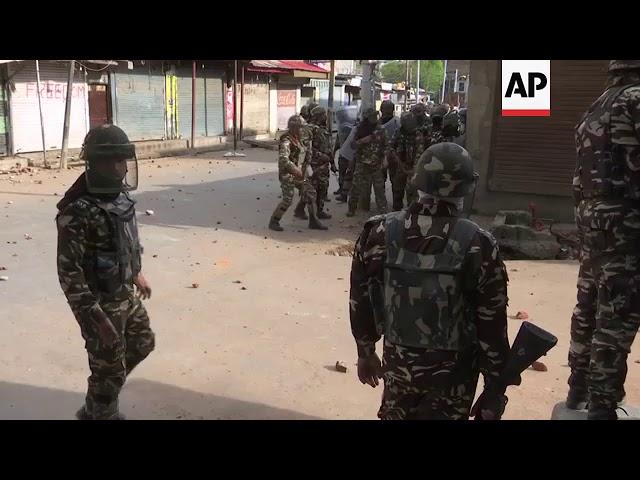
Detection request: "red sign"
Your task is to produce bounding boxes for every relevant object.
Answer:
[277,90,296,107]
[225,87,234,133]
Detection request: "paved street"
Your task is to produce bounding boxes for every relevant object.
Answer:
[1,146,638,419]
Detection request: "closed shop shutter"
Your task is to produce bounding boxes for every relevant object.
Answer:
[175,67,225,138]
[113,68,165,141]
[8,61,89,153]
[488,60,609,196]
[177,67,206,139]
[241,73,269,135]
[204,68,224,136]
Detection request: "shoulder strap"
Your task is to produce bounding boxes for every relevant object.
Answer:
[385,210,408,262]
[443,218,480,260]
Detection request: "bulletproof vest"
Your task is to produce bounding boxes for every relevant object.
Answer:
[84,193,142,293]
[380,211,479,350]
[575,82,640,203]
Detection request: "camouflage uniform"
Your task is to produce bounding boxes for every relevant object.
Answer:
[310,119,333,216]
[350,142,509,420]
[388,122,427,211]
[348,122,389,215]
[270,126,320,228]
[350,200,509,419]
[568,63,640,419]
[57,188,155,420]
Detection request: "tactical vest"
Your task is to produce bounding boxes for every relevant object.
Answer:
[575,82,640,203]
[83,193,142,294]
[380,211,479,350]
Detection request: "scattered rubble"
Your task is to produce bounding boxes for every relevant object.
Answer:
[531,361,548,372]
[145,210,155,216]
[335,361,348,373]
[24,234,32,240]
[325,244,354,257]
[515,311,529,320]
[191,283,200,289]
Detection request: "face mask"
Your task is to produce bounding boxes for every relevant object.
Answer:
[417,190,464,210]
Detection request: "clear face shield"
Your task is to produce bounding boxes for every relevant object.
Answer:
[83,143,138,194]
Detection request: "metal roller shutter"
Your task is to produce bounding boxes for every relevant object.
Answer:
[204,69,224,136]
[489,60,609,196]
[113,68,165,141]
[242,73,269,135]
[177,67,206,139]
[8,61,89,153]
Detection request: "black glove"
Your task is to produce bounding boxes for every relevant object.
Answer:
[470,389,508,420]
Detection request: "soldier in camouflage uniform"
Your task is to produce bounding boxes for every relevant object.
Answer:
[293,103,320,220]
[346,107,388,217]
[56,125,155,420]
[269,115,327,231]
[566,60,640,420]
[428,104,454,145]
[388,112,427,211]
[307,106,333,219]
[410,102,432,139]
[349,142,510,420]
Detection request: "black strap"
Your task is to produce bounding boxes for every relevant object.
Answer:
[444,218,480,261]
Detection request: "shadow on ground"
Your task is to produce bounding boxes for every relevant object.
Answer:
[0,379,321,420]
[134,170,371,245]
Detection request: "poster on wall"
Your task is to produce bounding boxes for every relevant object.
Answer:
[277,88,296,131]
[225,86,234,134]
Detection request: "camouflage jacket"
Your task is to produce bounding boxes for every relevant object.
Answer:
[349,200,510,388]
[56,193,142,319]
[573,73,640,207]
[354,124,388,167]
[310,124,333,167]
[278,131,310,176]
[389,128,428,169]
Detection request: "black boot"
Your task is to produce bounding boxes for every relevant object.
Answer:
[293,202,308,220]
[566,388,588,410]
[269,217,284,231]
[587,408,617,420]
[75,405,92,420]
[309,213,328,230]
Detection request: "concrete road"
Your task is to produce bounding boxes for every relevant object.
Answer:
[1,146,638,419]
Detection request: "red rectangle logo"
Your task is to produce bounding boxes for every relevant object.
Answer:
[501,109,550,117]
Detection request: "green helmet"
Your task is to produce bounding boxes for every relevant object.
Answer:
[287,114,304,130]
[301,102,318,121]
[608,60,640,73]
[310,106,327,125]
[411,103,426,116]
[400,111,417,133]
[81,124,138,194]
[411,142,478,198]
[361,107,378,122]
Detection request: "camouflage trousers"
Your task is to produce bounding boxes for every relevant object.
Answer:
[388,161,417,211]
[348,162,388,214]
[568,243,640,412]
[74,294,155,419]
[271,173,317,221]
[337,154,350,194]
[378,340,479,420]
[311,163,330,212]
